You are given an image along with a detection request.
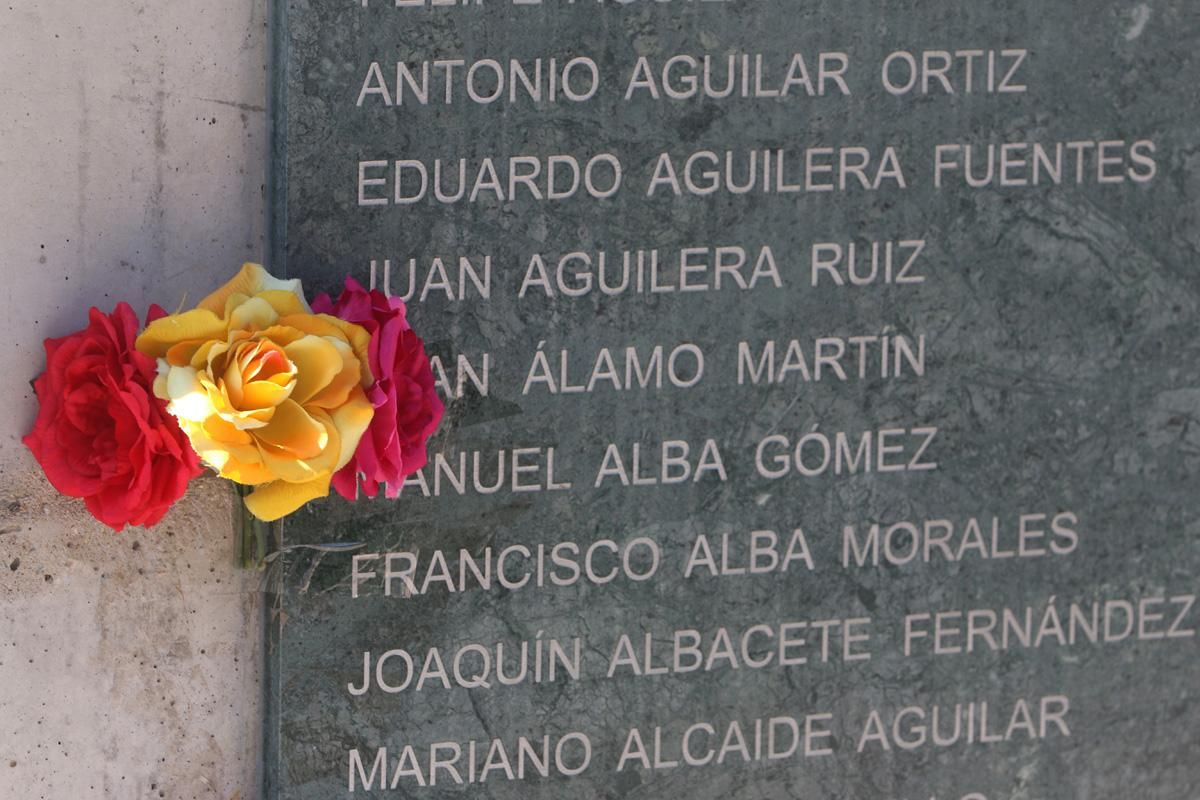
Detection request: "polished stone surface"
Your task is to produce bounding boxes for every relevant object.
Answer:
[268,2,1200,797]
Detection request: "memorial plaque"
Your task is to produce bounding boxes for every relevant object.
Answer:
[266,2,1200,798]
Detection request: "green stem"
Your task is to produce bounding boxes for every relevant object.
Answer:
[236,484,272,570]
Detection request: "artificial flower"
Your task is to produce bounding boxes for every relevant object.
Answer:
[313,278,443,499]
[24,303,202,531]
[135,264,374,521]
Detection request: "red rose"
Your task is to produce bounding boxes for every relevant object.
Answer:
[313,278,444,499]
[23,303,202,531]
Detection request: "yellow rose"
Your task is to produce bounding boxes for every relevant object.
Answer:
[136,264,374,521]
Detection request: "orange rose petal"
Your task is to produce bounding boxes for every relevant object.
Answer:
[195,375,224,409]
[167,341,202,368]
[242,380,293,411]
[284,335,343,405]
[197,263,268,314]
[244,475,332,522]
[202,413,254,447]
[230,407,274,429]
[199,339,230,372]
[256,399,327,458]
[306,367,358,409]
[246,344,293,383]
[303,408,344,473]
[198,263,312,316]
[320,316,374,376]
[228,296,282,333]
[305,339,361,409]
[136,309,227,360]
[258,325,306,347]
[276,313,344,340]
[222,353,246,407]
[330,386,375,472]
[280,315,374,384]
[256,445,322,483]
[180,422,271,484]
[221,459,277,487]
[256,407,342,483]
[200,380,234,418]
[234,340,263,377]
[256,290,310,319]
[210,385,274,427]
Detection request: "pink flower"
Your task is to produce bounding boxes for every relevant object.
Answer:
[312,278,443,499]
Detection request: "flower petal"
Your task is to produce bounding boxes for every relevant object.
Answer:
[284,335,343,405]
[242,380,293,411]
[256,399,327,459]
[228,296,282,332]
[244,475,331,522]
[331,386,375,472]
[165,367,213,422]
[197,263,312,315]
[305,338,362,409]
[256,290,310,319]
[202,413,255,447]
[280,314,374,385]
[136,310,227,360]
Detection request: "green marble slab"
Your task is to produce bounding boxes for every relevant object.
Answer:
[266,2,1200,797]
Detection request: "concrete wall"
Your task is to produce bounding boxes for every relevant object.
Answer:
[0,2,268,798]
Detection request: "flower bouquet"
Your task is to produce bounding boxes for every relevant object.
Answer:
[24,264,443,565]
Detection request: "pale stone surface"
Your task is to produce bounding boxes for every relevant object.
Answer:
[0,1,267,798]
